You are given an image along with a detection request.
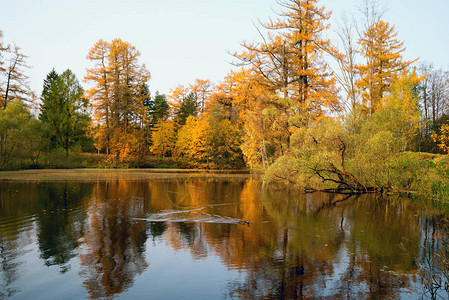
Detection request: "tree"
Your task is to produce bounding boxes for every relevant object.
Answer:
[418,63,449,132]
[332,17,359,113]
[85,38,151,158]
[0,99,42,167]
[146,91,169,128]
[0,30,9,86]
[85,39,111,153]
[356,19,415,115]
[379,70,422,150]
[150,120,177,157]
[432,124,449,154]
[207,116,244,168]
[174,115,244,168]
[190,79,213,112]
[176,92,199,125]
[1,44,31,109]
[234,0,338,116]
[39,69,91,154]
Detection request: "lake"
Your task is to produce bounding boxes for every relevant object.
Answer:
[0,171,448,299]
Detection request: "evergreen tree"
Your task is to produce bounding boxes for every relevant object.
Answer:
[146,91,169,128]
[39,69,91,154]
[176,92,199,125]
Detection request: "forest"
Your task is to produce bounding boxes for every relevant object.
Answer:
[1,0,449,199]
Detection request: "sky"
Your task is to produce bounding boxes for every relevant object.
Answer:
[1,0,448,97]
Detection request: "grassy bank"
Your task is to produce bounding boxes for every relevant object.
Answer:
[393,152,449,202]
[0,149,252,172]
[0,151,197,171]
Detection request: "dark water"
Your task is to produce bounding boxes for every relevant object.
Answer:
[0,176,448,299]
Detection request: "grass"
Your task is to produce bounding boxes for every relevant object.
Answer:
[390,152,449,203]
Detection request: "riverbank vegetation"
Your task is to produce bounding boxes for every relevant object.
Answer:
[1,1,449,200]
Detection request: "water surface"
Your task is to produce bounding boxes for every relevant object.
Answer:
[0,172,448,299]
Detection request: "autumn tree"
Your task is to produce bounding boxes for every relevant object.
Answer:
[175,116,197,159]
[1,44,32,109]
[39,69,91,154]
[0,30,8,82]
[432,124,449,154]
[85,39,111,153]
[418,63,449,133]
[150,120,177,157]
[234,0,338,117]
[85,38,151,162]
[381,70,422,150]
[174,115,243,168]
[356,18,415,115]
[208,69,289,168]
[207,116,244,168]
[208,70,260,126]
[167,85,188,118]
[190,79,213,113]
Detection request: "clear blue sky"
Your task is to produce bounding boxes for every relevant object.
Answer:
[1,0,448,96]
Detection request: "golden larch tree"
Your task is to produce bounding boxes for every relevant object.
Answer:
[234,0,339,117]
[85,39,111,153]
[356,20,416,115]
[85,38,151,162]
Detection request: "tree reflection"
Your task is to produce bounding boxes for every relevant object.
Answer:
[78,181,149,299]
[0,182,44,298]
[1,177,448,299]
[144,178,448,299]
[35,182,90,272]
[222,191,424,299]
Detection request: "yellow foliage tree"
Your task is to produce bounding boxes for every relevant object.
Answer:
[174,115,243,168]
[190,79,213,113]
[174,116,197,159]
[109,129,143,165]
[356,20,416,115]
[383,70,423,150]
[432,125,449,154]
[150,120,177,157]
[167,85,188,117]
[234,0,339,117]
[85,40,111,153]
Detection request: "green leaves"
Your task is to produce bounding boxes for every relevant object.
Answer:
[39,69,91,153]
[0,100,43,168]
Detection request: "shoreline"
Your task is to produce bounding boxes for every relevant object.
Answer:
[0,168,261,181]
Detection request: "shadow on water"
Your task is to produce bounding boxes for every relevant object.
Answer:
[0,176,448,299]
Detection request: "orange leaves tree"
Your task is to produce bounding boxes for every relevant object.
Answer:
[234,0,338,116]
[230,0,338,168]
[85,38,151,164]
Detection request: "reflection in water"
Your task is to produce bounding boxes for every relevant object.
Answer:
[0,177,448,299]
[36,182,89,272]
[0,181,90,297]
[78,181,149,298]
